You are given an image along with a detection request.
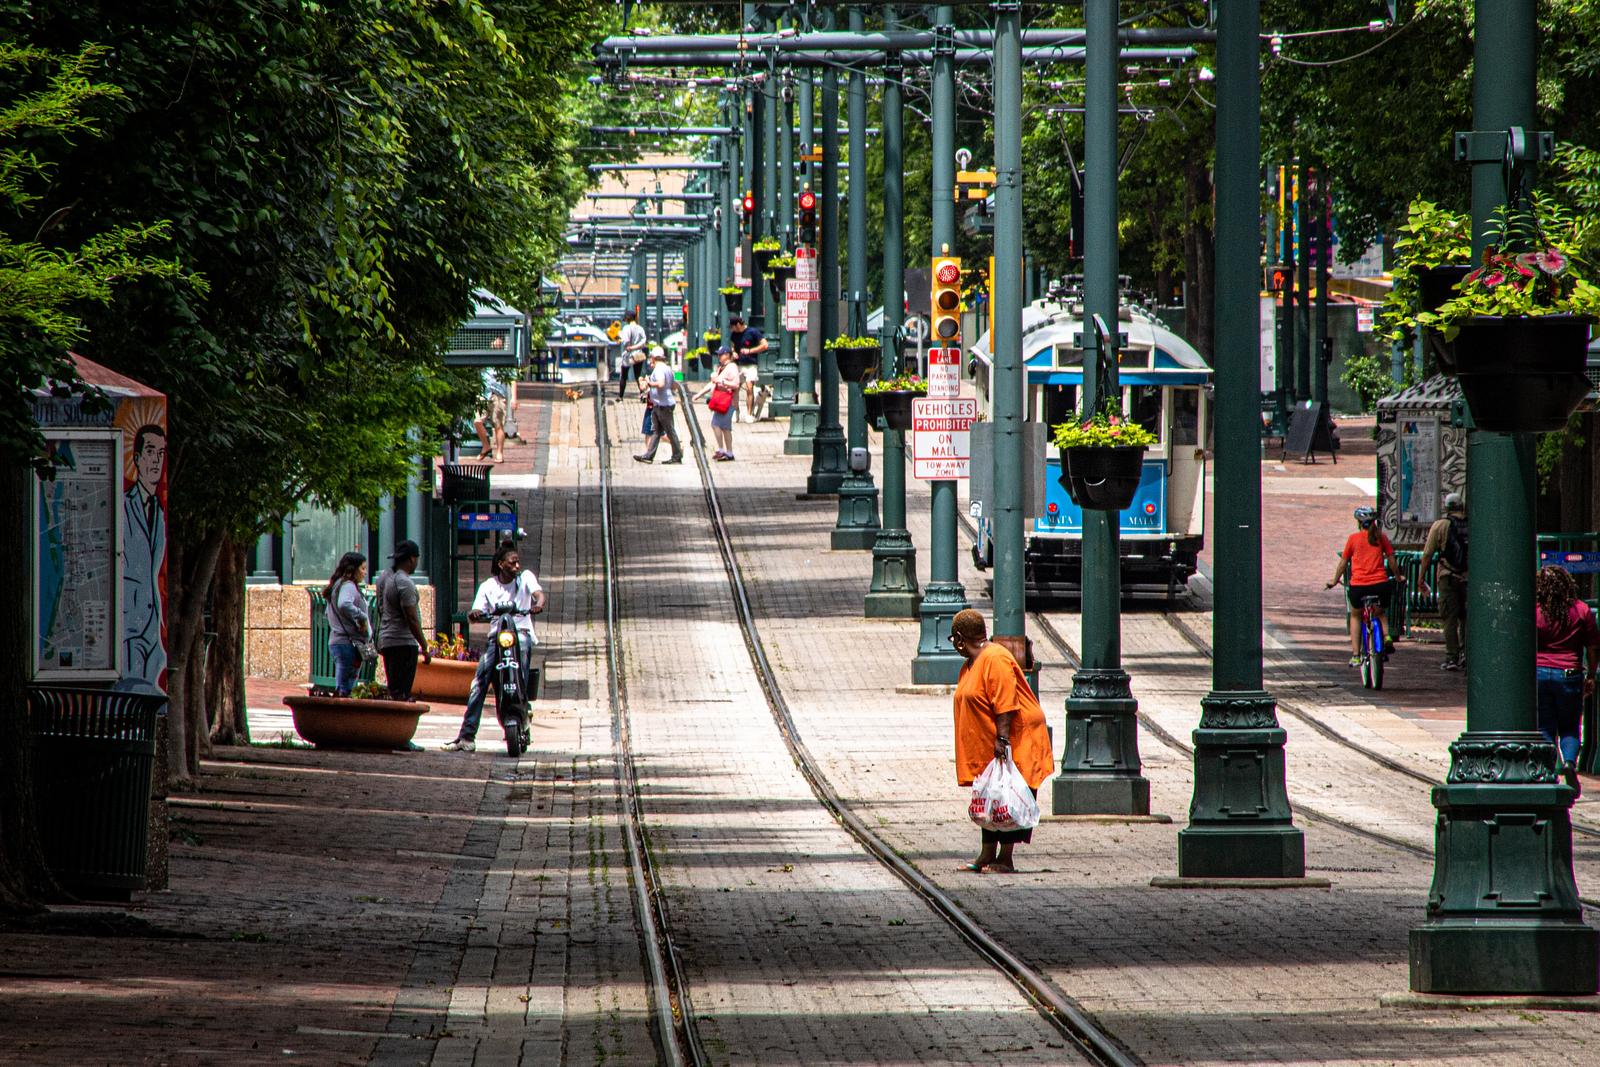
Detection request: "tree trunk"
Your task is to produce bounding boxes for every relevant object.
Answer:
[0,461,60,912]
[207,539,249,746]
[163,525,224,786]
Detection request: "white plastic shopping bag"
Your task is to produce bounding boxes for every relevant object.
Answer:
[967,754,1040,832]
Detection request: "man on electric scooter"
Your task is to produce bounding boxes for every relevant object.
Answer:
[442,540,546,752]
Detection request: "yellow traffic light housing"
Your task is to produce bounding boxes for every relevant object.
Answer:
[931,254,962,343]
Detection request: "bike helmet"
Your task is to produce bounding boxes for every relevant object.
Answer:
[1353,506,1377,527]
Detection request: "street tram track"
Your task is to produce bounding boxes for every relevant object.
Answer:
[671,396,1140,1067]
[592,385,708,1067]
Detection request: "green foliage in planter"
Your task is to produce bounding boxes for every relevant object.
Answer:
[863,372,927,395]
[718,285,742,295]
[1378,200,1473,346]
[1050,403,1157,448]
[753,236,782,251]
[825,335,880,350]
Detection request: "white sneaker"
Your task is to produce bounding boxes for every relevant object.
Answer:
[441,738,475,752]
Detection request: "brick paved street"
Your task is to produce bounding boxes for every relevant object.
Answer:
[7,386,1600,1066]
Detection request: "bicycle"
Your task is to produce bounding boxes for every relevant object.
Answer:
[1353,592,1386,691]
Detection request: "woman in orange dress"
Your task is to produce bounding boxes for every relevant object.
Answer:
[949,609,1054,873]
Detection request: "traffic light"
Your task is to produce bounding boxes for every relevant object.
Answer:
[740,190,755,235]
[931,254,962,343]
[1264,263,1290,292]
[797,185,818,246]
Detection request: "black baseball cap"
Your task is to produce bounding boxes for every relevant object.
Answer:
[390,539,421,561]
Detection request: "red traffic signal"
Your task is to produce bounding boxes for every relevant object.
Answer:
[935,261,961,285]
[798,189,817,212]
[797,184,818,246]
[741,191,756,215]
[931,255,962,342]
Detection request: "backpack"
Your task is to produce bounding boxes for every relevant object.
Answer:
[1442,517,1468,573]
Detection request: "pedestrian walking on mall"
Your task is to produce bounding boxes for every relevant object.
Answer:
[375,539,430,702]
[633,349,683,464]
[948,609,1054,873]
[617,310,648,400]
[474,367,508,463]
[693,346,742,460]
[1535,564,1598,796]
[728,314,767,422]
[1420,492,1468,670]
[324,551,371,697]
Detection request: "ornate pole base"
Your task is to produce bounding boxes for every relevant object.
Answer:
[1177,690,1305,878]
[864,528,920,618]
[831,471,880,549]
[1052,669,1150,815]
[807,424,847,495]
[771,358,799,418]
[911,580,970,684]
[1409,731,1598,994]
[784,399,820,455]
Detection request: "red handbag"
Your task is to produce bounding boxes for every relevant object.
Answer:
[708,385,735,414]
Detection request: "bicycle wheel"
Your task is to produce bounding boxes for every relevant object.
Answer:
[1360,650,1374,689]
[1368,618,1385,690]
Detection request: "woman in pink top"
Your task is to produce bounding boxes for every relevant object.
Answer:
[1535,565,1599,795]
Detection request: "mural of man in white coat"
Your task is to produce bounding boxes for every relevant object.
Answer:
[123,423,167,690]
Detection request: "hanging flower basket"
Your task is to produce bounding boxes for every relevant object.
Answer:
[751,243,780,274]
[1451,314,1594,433]
[1058,445,1148,511]
[765,261,796,299]
[828,339,880,381]
[1417,265,1473,374]
[703,331,722,349]
[878,390,918,431]
[720,289,744,314]
[862,389,885,429]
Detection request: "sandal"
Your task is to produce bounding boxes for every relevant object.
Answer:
[958,862,987,873]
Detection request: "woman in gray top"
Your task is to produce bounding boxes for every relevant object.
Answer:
[325,551,370,696]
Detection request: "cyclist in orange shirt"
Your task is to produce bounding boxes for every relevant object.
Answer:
[1325,506,1398,666]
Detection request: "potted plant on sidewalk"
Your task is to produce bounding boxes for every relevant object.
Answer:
[863,371,927,431]
[1419,197,1600,433]
[1051,402,1158,511]
[283,682,430,750]
[412,632,479,702]
[826,335,881,382]
[719,285,743,314]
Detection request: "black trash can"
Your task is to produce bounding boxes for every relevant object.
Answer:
[440,463,492,505]
[28,687,165,900]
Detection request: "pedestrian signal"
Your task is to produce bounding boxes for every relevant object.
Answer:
[1264,264,1290,292]
[797,186,818,246]
[932,256,962,343]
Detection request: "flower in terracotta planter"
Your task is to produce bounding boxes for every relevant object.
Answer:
[427,632,479,662]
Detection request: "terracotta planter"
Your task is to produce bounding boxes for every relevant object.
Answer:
[1059,445,1147,511]
[1451,314,1594,433]
[830,345,879,382]
[411,656,478,702]
[283,695,427,750]
[878,389,920,431]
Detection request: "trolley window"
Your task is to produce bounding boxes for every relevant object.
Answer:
[1127,385,1163,442]
[1172,387,1201,447]
[1042,384,1079,428]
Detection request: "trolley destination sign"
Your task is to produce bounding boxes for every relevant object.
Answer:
[911,397,976,480]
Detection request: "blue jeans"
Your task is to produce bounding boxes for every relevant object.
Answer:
[458,632,532,741]
[331,642,362,696]
[1535,666,1583,764]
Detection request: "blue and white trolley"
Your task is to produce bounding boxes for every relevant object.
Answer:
[967,298,1212,599]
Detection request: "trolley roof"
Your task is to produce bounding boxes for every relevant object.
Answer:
[970,301,1212,386]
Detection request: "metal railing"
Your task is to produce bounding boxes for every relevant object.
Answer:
[308,588,380,690]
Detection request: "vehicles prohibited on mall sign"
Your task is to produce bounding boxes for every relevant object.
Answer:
[912,397,976,480]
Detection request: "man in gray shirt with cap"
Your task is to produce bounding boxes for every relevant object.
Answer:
[375,539,430,701]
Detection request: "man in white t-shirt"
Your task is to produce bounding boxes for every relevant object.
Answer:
[442,541,547,752]
[632,349,683,464]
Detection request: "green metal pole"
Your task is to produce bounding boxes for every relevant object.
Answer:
[772,69,799,416]
[1313,169,1330,406]
[760,52,780,385]
[1295,160,1311,401]
[796,64,818,405]
[990,0,1026,641]
[747,71,767,335]
[806,8,857,495]
[719,97,735,349]
[1409,0,1596,995]
[1280,165,1297,415]
[1053,0,1148,816]
[865,7,919,618]
[1176,0,1305,878]
[911,2,970,683]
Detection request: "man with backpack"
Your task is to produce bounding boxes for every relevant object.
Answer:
[1421,493,1468,671]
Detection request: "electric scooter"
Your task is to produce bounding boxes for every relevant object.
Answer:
[484,604,532,756]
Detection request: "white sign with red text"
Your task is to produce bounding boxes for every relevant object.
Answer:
[927,346,961,398]
[912,397,977,480]
[795,246,818,284]
[784,278,814,331]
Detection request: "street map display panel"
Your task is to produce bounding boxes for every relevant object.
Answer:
[34,431,122,678]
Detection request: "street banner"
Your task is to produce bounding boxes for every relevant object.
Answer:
[927,347,961,398]
[912,397,976,480]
